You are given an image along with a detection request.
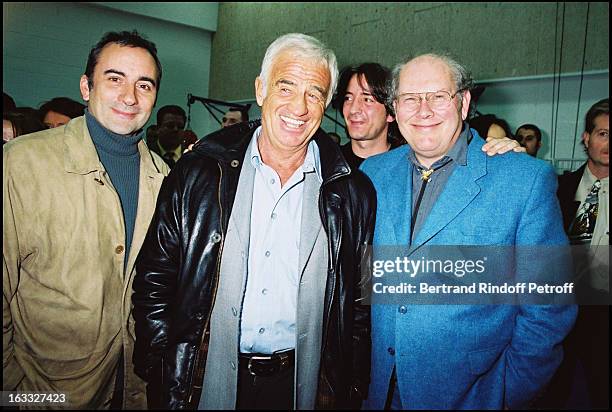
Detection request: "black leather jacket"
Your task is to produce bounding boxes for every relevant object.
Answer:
[132,121,375,409]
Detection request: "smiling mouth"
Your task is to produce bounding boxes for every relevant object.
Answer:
[280,115,306,129]
[113,108,138,118]
[412,123,441,130]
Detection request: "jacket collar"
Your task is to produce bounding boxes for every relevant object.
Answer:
[62,116,165,177]
[195,119,351,184]
[62,116,102,175]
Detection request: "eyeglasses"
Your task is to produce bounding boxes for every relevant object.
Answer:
[396,89,465,112]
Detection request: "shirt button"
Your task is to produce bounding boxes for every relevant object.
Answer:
[212,232,222,243]
[270,178,275,185]
[388,347,395,355]
[262,288,268,295]
[271,212,277,219]
[398,305,407,314]
[115,245,124,254]
[232,307,238,317]
[259,328,265,334]
[230,160,240,168]
[230,361,236,370]
[265,251,271,257]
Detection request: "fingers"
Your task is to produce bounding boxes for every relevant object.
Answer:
[183,144,194,154]
[481,137,525,156]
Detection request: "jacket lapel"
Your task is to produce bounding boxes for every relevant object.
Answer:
[228,152,256,252]
[298,171,323,282]
[378,148,412,246]
[394,157,413,245]
[62,116,101,175]
[411,140,486,248]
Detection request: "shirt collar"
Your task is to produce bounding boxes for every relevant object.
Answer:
[249,125,323,182]
[156,140,183,159]
[584,163,609,185]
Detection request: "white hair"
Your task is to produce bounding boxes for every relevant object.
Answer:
[388,53,474,111]
[259,33,338,107]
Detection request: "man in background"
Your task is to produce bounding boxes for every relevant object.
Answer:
[334,63,402,170]
[516,123,542,157]
[335,63,520,171]
[221,106,249,128]
[39,97,86,129]
[149,104,187,167]
[547,97,608,409]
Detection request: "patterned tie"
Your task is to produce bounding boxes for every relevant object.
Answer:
[568,179,601,245]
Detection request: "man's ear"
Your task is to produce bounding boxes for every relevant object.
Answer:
[460,90,471,120]
[582,131,590,149]
[255,77,265,107]
[80,75,90,101]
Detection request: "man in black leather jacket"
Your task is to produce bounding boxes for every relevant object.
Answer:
[132,33,375,410]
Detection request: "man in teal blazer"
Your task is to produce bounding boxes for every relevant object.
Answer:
[361,54,577,409]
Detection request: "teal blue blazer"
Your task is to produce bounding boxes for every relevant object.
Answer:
[361,130,577,409]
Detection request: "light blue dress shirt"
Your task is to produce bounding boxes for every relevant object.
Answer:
[239,127,322,354]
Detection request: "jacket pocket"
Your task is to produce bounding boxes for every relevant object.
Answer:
[460,225,511,243]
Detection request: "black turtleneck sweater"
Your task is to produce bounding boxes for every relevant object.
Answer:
[86,110,141,269]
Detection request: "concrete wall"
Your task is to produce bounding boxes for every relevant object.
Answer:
[3,2,216,137]
[3,2,608,162]
[211,2,608,101]
[209,2,609,171]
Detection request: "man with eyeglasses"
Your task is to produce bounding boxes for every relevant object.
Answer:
[334,63,519,171]
[360,54,577,409]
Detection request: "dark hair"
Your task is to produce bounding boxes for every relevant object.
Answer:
[584,98,609,134]
[84,30,162,91]
[3,92,17,113]
[333,63,403,147]
[3,110,46,138]
[516,123,542,142]
[469,114,513,140]
[39,97,85,120]
[156,105,186,125]
[333,63,393,115]
[227,106,249,122]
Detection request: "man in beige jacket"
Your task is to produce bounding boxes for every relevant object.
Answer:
[3,30,169,409]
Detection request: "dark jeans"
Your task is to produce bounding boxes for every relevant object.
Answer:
[236,363,294,410]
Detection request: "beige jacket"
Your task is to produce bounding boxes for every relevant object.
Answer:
[3,116,169,409]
